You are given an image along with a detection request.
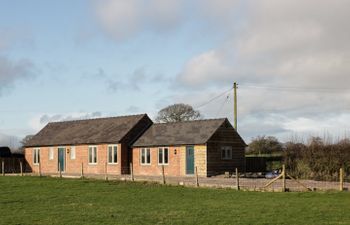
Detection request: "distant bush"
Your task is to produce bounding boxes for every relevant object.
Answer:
[247,136,283,155]
[284,137,350,181]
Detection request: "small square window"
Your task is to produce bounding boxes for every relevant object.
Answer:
[158,147,169,165]
[140,148,151,165]
[33,148,40,165]
[88,146,98,164]
[108,145,118,164]
[49,147,54,160]
[70,146,76,160]
[221,146,233,160]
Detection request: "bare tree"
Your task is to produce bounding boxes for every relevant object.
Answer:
[155,103,201,123]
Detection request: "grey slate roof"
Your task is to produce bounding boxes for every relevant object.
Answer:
[133,118,227,147]
[25,114,148,147]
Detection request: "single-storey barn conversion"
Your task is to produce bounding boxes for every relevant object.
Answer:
[132,118,246,177]
[24,114,246,177]
[25,114,152,175]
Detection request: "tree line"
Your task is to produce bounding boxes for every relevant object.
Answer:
[247,136,350,180]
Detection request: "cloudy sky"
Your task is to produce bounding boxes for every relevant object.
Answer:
[1,0,350,147]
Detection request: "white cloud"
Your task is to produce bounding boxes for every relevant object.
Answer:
[0,56,35,96]
[89,0,350,140]
[92,0,186,41]
[29,112,103,131]
[172,0,350,140]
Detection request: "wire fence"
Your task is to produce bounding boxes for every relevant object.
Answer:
[0,157,348,192]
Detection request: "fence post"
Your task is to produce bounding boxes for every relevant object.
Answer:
[39,162,42,177]
[236,168,240,190]
[2,159,4,176]
[20,160,23,176]
[196,166,199,187]
[339,168,344,191]
[282,164,286,192]
[105,162,108,181]
[58,163,62,178]
[162,165,166,184]
[130,162,134,181]
[81,162,84,179]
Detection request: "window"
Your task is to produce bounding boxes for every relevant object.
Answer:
[108,145,118,164]
[70,146,76,160]
[158,147,169,165]
[33,148,40,165]
[140,148,151,165]
[49,147,54,160]
[221,146,233,160]
[88,146,97,164]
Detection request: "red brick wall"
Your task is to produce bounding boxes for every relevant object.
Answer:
[132,146,181,176]
[25,143,123,175]
[132,145,207,177]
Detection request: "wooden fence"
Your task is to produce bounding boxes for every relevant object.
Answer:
[0,156,29,174]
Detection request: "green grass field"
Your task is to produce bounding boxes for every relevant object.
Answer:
[1,176,349,225]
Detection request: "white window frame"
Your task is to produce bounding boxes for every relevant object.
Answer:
[158,147,169,165]
[49,147,54,160]
[221,146,233,160]
[70,146,76,160]
[33,148,40,165]
[140,148,151,165]
[88,146,98,165]
[107,145,118,164]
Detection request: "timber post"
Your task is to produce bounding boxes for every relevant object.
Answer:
[233,82,238,131]
[20,160,23,176]
[236,168,240,190]
[105,162,108,181]
[130,162,134,181]
[162,165,166,184]
[39,162,42,177]
[339,167,344,191]
[58,163,62,178]
[81,162,84,179]
[195,166,199,187]
[1,159,4,176]
[282,164,286,192]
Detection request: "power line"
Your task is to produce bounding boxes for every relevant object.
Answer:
[240,84,350,93]
[215,94,230,117]
[195,87,233,109]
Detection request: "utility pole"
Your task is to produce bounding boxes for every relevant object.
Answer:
[233,82,238,130]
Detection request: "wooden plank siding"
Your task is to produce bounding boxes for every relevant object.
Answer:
[206,122,246,176]
[120,116,153,174]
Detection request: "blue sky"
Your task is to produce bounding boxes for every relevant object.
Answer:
[1,0,350,147]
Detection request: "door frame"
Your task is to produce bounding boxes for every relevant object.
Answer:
[57,147,66,172]
[185,146,195,175]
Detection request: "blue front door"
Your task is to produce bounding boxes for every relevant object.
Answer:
[58,147,65,172]
[186,146,194,175]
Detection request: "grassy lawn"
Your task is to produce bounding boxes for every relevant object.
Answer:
[0,176,349,225]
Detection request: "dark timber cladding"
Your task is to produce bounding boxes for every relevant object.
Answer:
[206,119,246,176]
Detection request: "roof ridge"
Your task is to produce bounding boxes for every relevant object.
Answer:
[48,113,147,124]
[153,118,227,125]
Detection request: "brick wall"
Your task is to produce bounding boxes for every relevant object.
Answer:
[24,143,123,175]
[132,145,207,177]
